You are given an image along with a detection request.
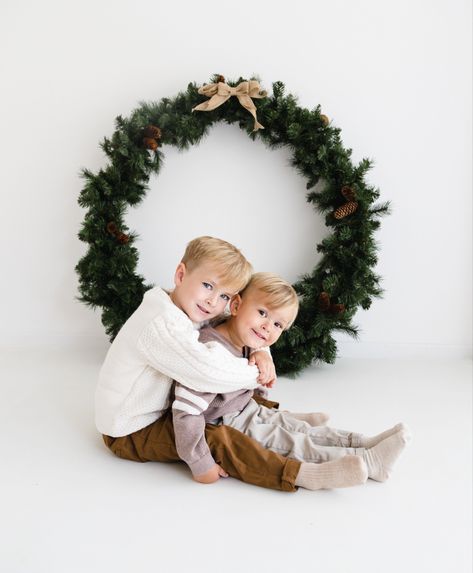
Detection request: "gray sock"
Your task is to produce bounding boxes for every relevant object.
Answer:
[295,456,368,490]
[355,423,409,448]
[362,427,411,482]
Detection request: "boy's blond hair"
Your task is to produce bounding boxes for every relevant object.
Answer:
[240,272,299,327]
[181,236,253,292]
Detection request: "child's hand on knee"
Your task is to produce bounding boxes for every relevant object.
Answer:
[193,464,228,484]
[249,351,276,387]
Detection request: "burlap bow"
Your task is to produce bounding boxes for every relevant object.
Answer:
[192,80,267,131]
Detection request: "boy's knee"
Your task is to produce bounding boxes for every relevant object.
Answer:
[206,423,235,448]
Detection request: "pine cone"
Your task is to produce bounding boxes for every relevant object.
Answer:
[143,125,162,139]
[330,303,345,315]
[143,137,159,151]
[320,114,330,126]
[106,222,118,236]
[117,233,129,244]
[318,292,331,311]
[341,185,356,202]
[334,201,358,219]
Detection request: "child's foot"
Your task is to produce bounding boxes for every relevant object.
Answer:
[356,423,409,448]
[362,428,411,482]
[295,456,368,490]
[286,411,330,426]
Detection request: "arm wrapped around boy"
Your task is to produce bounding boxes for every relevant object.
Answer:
[95,287,260,438]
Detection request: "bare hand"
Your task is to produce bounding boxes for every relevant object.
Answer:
[249,351,277,387]
[193,464,229,484]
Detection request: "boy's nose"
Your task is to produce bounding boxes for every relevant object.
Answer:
[206,293,219,307]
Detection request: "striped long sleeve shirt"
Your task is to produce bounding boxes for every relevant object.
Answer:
[172,326,255,476]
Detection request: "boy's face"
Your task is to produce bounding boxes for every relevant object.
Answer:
[229,291,294,349]
[171,262,238,323]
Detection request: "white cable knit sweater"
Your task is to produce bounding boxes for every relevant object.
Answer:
[95,287,260,437]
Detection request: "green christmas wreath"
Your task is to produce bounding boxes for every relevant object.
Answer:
[76,74,389,375]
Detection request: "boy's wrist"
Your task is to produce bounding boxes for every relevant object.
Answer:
[250,347,271,355]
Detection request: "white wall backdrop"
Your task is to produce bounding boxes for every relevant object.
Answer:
[1,0,471,357]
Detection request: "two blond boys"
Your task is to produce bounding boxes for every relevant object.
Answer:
[97,236,408,491]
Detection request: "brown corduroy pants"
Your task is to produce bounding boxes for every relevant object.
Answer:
[102,396,300,492]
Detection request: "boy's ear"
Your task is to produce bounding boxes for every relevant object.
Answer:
[230,294,242,315]
[174,262,187,286]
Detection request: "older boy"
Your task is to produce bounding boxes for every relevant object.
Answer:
[97,237,326,491]
[173,273,410,487]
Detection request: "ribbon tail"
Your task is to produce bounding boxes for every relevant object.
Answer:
[192,94,230,113]
[237,95,265,131]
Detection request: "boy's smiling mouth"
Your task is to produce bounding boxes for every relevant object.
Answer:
[196,304,210,315]
[251,329,267,341]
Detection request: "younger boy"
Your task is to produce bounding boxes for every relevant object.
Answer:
[97,237,337,492]
[172,273,410,487]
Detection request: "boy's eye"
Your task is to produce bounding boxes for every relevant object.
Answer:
[202,282,212,290]
[258,309,267,318]
[220,294,230,302]
[274,322,283,330]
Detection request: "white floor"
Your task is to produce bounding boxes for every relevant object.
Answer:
[1,346,471,573]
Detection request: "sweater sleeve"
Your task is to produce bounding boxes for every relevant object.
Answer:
[136,314,260,394]
[172,383,216,476]
[250,346,272,356]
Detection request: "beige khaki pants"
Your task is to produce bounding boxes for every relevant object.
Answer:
[223,400,364,463]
